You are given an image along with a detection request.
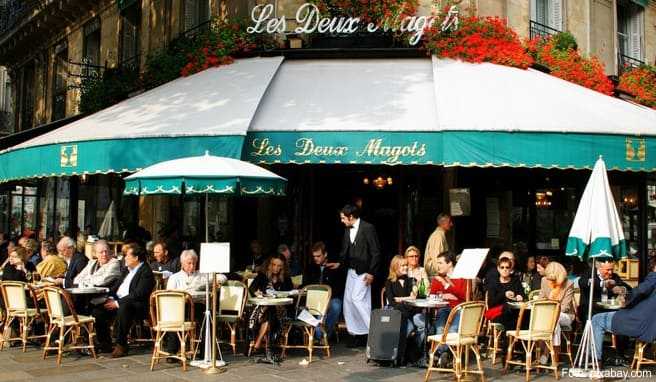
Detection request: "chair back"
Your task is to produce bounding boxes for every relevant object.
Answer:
[151,290,192,328]
[0,281,28,312]
[528,299,560,336]
[454,301,485,339]
[219,281,247,318]
[528,290,541,300]
[304,284,331,318]
[42,286,77,322]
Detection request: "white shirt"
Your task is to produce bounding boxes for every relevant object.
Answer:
[166,270,207,292]
[350,218,360,244]
[117,262,143,299]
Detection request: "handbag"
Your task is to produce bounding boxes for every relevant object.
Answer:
[484,304,503,321]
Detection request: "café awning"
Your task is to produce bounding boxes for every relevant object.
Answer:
[245,57,656,170]
[0,56,284,182]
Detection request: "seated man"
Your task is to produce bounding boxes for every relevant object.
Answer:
[579,260,632,322]
[165,249,207,361]
[592,257,656,368]
[150,241,181,276]
[74,240,122,288]
[303,241,344,341]
[55,236,88,288]
[92,243,155,356]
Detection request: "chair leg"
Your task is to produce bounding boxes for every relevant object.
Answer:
[43,324,54,359]
[21,318,28,352]
[550,342,559,380]
[323,331,331,358]
[525,340,533,382]
[181,332,187,371]
[56,326,65,366]
[472,345,486,382]
[424,341,437,382]
[230,327,237,354]
[150,331,160,371]
[88,323,97,359]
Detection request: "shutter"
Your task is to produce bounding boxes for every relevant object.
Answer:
[548,0,563,31]
[628,7,643,60]
[184,0,196,31]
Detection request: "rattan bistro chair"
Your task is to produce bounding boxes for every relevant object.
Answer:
[483,292,504,365]
[149,290,196,371]
[42,286,97,365]
[281,284,332,363]
[425,301,486,382]
[217,280,248,354]
[504,299,561,382]
[631,341,656,371]
[0,281,46,352]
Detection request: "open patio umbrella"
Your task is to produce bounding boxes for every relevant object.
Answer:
[123,151,286,373]
[565,156,627,377]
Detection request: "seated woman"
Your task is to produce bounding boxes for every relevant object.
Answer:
[538,261,575,363]
[1,247,29,282]
[248,254,293,353]
[487,257,525,334]
[384,255,420,365]
[36,241,67,279]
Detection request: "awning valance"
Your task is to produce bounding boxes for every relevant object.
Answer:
[0,57,284,182]
[244,57,656,170]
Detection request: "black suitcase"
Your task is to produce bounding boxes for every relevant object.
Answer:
[366,308,404,366]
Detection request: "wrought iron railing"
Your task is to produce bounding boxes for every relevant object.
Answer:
[68,58,106,82]
[0,0,39,37]
[529,20,560,40]
[618,53,645,75]
[119,54,140,71]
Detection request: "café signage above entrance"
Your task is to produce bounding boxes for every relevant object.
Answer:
[247,3,459,46]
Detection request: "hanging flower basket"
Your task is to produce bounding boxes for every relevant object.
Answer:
[617,65,656,109]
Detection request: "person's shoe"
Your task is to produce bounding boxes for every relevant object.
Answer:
[357,335,368,347]
[96,343,113,354]
[111,344,128,358]
[437,352,451,368]
[607,356,629,368]
[166,358,180,364]
[347,335,359,348]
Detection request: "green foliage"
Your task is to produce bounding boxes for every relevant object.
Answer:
[142,36,195,89]
[79,67,140,114]
[551,32,578,52]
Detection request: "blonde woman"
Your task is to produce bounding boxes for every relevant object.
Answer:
[404,246,429,288]
[384,255,420,365]
[538,261,575,363]
[36,241,67,278]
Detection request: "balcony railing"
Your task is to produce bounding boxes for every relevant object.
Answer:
[0,0,38,37]
[529,20,560,40]
[618,53,645,75]
[68,59,106,82]
[182,20,211,39]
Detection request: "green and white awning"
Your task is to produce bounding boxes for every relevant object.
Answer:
[245,58,656,170]
[123,153,286,196]
[0,57,284,182]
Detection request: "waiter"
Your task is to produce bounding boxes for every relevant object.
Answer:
[326,204,381,347]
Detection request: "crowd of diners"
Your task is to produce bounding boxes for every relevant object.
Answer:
[1,209,656,373]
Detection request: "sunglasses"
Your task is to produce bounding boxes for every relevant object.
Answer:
[499,266,511,270]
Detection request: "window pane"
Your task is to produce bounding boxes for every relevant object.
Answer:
[55,179,70,237]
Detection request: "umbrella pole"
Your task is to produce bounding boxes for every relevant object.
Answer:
[571,258,601,378]
[205,193,209,242]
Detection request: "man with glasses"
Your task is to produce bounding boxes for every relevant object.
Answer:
[304,241,344,342]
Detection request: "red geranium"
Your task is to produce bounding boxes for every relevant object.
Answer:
[618,65,656,109]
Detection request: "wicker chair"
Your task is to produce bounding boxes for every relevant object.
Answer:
[217,280,248,354]
[424,301,486,382]
[149,290,196,371]
[631,341,656,371]
[484,292,504,365]
[0,281,46,352]
[42,286,97,365]
[281,284,332,363]
[504,299,561,381]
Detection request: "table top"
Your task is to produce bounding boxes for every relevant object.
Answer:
[596,301,623,310]
[65,287,109,295]
[248,297,294,306]
[189,290,208,303]
[402,298,449,308]
[507,301,531,309]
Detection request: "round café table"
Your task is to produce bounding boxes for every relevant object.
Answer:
[247,296,295,365]
[403,298,449,365]
[595,301,623,310]
[65,287,110,295]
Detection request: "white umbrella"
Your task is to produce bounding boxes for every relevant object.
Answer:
[565,157,627,377]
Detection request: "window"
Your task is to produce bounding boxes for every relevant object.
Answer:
[52,41,68,122]
[120,2,141,70]
[83,17,102,77]
[10,185,38,237]
[530,0,563,38]
[183,0,209,35]
[18,61,35,131]
[617,0,644,64]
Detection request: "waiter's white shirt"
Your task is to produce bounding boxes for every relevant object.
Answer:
[350,218,360,244]
[117,262,143,299]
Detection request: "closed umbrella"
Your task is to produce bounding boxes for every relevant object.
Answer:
[565,156,627,377]
[124,151,286,373]
[98,201,119,239]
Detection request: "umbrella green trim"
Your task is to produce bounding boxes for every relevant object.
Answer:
[123,177,286,196]
[565,236,628,260]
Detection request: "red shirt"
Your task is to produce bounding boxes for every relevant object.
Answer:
[430,276,468,308]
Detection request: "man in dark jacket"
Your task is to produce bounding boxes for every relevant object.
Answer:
[579,259,632,323]
[304,241,345,341]
[591,257,656,367]
[55,236,88,288]
[92,243,155,356]
[326,204,381,346]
